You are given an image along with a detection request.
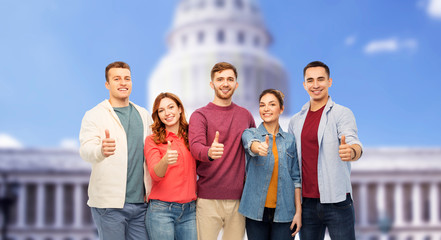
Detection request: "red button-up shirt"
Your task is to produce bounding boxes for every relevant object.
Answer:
[144,131,197,203]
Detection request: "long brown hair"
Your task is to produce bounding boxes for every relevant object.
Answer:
[151,92,189,148]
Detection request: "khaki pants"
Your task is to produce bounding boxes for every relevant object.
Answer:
[196,198,245,240]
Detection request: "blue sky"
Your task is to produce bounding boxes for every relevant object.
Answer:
[0,0,440,148]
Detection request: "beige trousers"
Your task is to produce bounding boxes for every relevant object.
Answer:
[196,198,245,240]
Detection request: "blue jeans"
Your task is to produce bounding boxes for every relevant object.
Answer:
[246,208,294,240]
[146,199,197,240]
[300,194,355,240]
[91,202,148,240]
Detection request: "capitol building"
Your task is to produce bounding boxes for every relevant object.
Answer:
[1,1,440,240]
[147,0,289,114]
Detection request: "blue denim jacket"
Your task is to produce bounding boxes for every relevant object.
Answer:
[288,97,363,203]
[239,123,301,222]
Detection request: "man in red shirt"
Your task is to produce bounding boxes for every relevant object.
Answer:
[289,61,363,240]
[189,62,255,240]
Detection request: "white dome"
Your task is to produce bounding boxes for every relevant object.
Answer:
[147,0,289,116]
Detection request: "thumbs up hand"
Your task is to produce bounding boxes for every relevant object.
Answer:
[250,135,270,156]
[258,135,270,156]
[165,141,178,165]
[339,135,355,161]
[102,129,116,157]
[208,131,224,160]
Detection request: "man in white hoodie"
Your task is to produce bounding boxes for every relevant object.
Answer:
[79,61,153,240]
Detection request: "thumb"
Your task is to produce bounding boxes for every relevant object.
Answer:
[265,135,269,145]
[214,131,220,143]
[105,129,110,139]
[167,141,172,150]
[341,135,346,145]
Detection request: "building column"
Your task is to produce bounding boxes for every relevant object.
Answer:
[73,183,83,228]
[394,183,404,226]
[429,182,439,225]
[359,182,368,227]
[376,182,386,220]
[55,183,64,227]
[411,182,422,226]
[36,182,45,227]
[16,182,27,228]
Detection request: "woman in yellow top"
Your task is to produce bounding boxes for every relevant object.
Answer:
[239,89,302,240]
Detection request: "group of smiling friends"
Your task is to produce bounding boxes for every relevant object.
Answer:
[79,60,362,240]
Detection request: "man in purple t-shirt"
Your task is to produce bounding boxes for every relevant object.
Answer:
[189,62,255,240]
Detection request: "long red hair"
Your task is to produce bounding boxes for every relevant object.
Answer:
[151,92,189,148]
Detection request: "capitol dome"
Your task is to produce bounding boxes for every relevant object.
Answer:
[147,0,289,115]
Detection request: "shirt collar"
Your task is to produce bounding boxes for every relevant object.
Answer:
[165,130,178,138]
[257,123,287,139]
[301,96,335,114]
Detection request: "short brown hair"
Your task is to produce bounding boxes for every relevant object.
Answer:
[303,61,330,79]
[210,62,237,80]
[105,61,131,82]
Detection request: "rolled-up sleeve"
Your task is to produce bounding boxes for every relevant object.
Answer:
[144,136,165,182]
[241,128,259,157]
[336,107,362,150]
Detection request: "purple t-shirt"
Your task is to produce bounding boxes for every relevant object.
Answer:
[189,102,255,199]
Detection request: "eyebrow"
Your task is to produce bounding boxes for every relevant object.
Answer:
[260,100,277,104]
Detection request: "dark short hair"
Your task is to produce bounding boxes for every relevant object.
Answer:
[259,89,285,108]
[105,61,131,82]
[210,62,237,80]
[303,61,330,78]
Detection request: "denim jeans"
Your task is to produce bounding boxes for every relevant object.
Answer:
[146,199,197,240]
[246,208,294,240]
[300,194,355,240]
[91,202,148,240]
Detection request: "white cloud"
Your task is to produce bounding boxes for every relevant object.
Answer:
[0,134,23,149]
[345,35,356,46]
[60,138,79,150]
[364,38,418,54]
[428,0,441,18]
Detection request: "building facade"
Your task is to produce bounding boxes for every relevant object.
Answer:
[1,148,440,240]
[0,149,95,240]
